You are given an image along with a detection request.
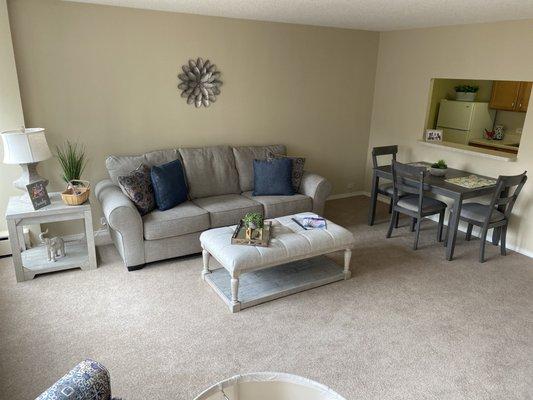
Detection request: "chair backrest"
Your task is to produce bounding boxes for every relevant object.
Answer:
[487,171,527,220]
[391,161,426,212]
[371,145,398,168]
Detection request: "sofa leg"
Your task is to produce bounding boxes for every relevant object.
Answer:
[127,264,145,272]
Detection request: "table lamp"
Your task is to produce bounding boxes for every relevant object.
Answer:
[1,128,52,192]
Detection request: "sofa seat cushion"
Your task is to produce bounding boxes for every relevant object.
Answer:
[179,146,241,199]
[193,194,263,228]
[243,191,312,219]
[143,201,210,240]
[232,145,286,192]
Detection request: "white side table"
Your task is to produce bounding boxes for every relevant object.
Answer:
[5,193,97,282]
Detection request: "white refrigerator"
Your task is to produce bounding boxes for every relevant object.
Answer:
[436,100,495,145]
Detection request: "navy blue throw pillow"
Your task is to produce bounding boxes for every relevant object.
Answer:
[150,159,188,211]
[253,158,295,196]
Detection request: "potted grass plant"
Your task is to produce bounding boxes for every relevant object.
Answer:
[430,159,448,177]
[454,85,478,101]
[243,212,264,240]
[56,141,90,205]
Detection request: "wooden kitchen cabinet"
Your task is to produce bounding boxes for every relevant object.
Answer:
[517,81,532,112]
[490,80,532,112]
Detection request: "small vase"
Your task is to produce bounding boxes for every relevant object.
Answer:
[455,92,476,101]
[430,167,447,177]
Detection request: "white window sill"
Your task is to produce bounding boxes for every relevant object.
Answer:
[417,140,517,162]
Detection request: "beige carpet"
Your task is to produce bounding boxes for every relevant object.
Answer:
[0,196,531,399]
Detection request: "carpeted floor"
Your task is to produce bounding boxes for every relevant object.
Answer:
[0,196,532,399]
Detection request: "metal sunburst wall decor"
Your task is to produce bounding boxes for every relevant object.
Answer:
[178,58,222,108]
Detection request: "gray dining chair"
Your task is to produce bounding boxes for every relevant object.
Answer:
[446,171,527,263]
[369,145,398,224]
[386,161,447,250]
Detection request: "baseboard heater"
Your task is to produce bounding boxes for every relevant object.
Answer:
[0,229,30,257]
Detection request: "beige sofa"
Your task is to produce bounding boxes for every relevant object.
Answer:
[95,145,332,270]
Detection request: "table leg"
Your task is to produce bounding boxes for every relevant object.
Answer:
[231,274,240,305]
[343,249,352,280]
[446,196,463,261]
[84,210,97,270]
[202,249,211,279]
[7,219,25,282]
[368,172,379,226]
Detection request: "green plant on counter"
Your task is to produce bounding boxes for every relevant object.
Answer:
[56,140,88,183]
[454,85,478,93]
[243,212,264,229]
[431,159,448,169]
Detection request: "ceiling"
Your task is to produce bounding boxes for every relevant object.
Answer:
[66,0,533,31]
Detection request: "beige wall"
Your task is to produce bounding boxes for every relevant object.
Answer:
[0,0,24,233]
[368,19,533,255]
[7,0,379,229]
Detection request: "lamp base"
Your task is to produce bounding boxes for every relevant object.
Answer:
[13,163,49,192]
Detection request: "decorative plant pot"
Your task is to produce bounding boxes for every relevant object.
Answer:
[430,167,447,177]
[245,227,263,241]
[455,92,476,101]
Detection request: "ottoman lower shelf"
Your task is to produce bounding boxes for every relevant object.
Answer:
[204,255,346,312]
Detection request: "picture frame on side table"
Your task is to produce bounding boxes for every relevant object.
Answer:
[425,129,443,142]
[26,180,51,210]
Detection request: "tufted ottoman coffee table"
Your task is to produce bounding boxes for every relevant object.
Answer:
[200,212,355,312]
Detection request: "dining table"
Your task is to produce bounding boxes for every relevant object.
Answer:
[368,161,500,260]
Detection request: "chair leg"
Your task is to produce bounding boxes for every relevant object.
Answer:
[413,217,422,250]
[386,211,397,238]
[388,198,393,214]
[437,211,444,242]
[443,223,449,247]
[479,226,489,263]
[395,209,399,228]
[465,224,473,241]
[500,226,507,256]
[410,217,416,232]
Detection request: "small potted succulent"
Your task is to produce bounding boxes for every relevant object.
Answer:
[243,212,264,240]
[454,85,478,101]
[430,159,448,177]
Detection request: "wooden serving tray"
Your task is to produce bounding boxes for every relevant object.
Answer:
[231,220,272,247]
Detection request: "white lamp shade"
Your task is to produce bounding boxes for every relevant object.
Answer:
[1,128,52,164]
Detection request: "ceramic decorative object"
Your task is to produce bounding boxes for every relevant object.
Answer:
[454,85,478,102]
[39,229,66,262]
[430,167,448,177]
[178,58,222,108]
[494,125,505,140]
[430,159,448,177]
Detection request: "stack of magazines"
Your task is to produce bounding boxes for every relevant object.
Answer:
[292,216,327,230]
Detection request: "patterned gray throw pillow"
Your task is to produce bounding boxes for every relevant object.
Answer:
[268,152,306,192]
[118,164,155,215]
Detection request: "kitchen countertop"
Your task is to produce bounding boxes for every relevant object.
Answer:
[468,138,520,151]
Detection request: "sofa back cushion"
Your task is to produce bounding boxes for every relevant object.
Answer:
[106,149,180,185]
[178,145,240,199]
[232,145,286,192]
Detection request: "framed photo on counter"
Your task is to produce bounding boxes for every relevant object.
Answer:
[26,180,51,210]
[425,129,443,142]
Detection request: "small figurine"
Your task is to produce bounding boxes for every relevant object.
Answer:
[39,229,66,262]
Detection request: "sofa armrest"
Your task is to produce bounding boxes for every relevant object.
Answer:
[36,359,112,400]
[298,171,332,216]
[95,179,145,267]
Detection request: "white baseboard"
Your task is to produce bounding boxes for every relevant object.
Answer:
[94,228,112,246]
[362,193,533,259]
[327,191,366,200]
